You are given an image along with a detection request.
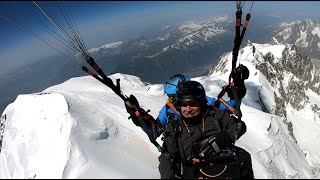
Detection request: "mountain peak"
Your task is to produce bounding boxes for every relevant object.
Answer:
[271,18,320,59]
[303,18,315,25]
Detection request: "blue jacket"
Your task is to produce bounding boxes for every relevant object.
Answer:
[155,96,236,136]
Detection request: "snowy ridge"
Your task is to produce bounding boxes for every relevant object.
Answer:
[209,42,320,177]
[0,74,163,179]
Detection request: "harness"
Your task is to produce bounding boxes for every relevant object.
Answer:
[161,107,240,179]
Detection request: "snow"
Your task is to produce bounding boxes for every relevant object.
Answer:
[1,74,163,179]
[305,89,320,107]
[281,28,292,42]
[277,19,320,50]
[312,27,320,38]
[286,104,320,167]
[308,24,320,49]
[161,25,171,31]
[212,16,229,23]
[156,33,170,41]
[282,72,294,92]
[258,72,276,113]
[0,93,72,178]
[1,42,320,178]
[101,41,123,49]
[179,21,202,34]
[280,21,300,27]
[296,30,308,48]
[178,17,227,43]
[88,41,123,53]
[257,44,285,60]
[211,42,320,178]
[178,32,197,44]
[203,28,226,41]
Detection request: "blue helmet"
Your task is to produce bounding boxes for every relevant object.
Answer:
[164,74,190,95]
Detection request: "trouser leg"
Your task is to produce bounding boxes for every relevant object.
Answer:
[158,153,176,179]
[235,146,254,179]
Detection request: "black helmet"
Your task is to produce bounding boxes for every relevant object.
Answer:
[176,81,208,110]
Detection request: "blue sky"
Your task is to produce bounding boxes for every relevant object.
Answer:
[0,1,319,74]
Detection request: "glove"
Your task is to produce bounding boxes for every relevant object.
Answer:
[236,64,249,81]
[125,94,156,129]
[125,95,140,115]
[228,64,249,100]
[198,132,230,160]
[125,94,143,126]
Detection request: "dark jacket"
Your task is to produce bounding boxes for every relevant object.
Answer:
[159,106,238,179]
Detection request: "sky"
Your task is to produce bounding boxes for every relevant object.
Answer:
[0,42,320,178]
[1,1,320,74]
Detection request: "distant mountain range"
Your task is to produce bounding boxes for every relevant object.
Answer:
[88,16,235,83]
[88,18,320,83]
[1,16,320,114]
[269,19,320,60]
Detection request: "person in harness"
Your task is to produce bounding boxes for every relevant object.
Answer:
[159,80,242,179]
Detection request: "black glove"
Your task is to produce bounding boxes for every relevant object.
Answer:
[124,94,143,126]
[125,95,140,115]
[198,132,230,160]
[234,64,249,83]
[125,94,156,129]
[228,64,249,100]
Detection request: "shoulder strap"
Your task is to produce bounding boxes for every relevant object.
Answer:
[204,106,216,120]
[166,101,179,115]
[204,107,222,133]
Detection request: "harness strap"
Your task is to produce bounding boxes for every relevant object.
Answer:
[166,101,179,115]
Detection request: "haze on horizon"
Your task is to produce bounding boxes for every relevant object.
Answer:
[0,1,319,74]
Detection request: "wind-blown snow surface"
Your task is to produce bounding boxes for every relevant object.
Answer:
[1,43,319,178]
